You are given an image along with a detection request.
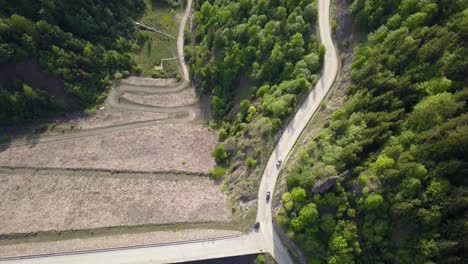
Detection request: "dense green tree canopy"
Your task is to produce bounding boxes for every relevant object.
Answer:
[279,0,468,263]
[191,0,323,199]
[0,0,145,124]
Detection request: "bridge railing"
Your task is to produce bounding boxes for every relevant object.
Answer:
[0,233,243,261]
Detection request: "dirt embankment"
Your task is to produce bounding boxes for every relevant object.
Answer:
[0,123,217,174]
[66,109,170,130]
[0,169,230,235]
[122,87,197,107]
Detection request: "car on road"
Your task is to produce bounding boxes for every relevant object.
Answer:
[276,159,282,168]
[266,191,271,202]
[254,222,260,230]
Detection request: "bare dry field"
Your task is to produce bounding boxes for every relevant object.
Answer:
[0,123,216,174]
[0,229,240,257]
[70,109,170,130]
[122,87,197,107]
[122,76,177,86]
[0,169,230,235]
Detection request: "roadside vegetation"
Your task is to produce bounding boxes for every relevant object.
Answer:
[254,253,277,264]
[276,0,468,263]
[190,0,323,200]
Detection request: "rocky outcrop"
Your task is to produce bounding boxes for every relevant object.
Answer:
[312,176,340,194]
[312,171,349,194]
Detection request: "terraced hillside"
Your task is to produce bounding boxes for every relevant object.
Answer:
[0,0,234,255]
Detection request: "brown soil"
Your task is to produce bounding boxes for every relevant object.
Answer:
[65,109,170,130]
[0,169,230,235]
[122,76,178,86]
[0,109,171,142]
[122,87,197,107]
[0,123,217,174]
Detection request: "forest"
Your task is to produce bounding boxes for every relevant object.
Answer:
[0,0,146,124]
[190,0,323,197]
[275,0,468,263]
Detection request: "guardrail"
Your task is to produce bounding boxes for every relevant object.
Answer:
[0,233,243,261]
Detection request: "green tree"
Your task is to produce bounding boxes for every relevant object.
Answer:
[364,194,384,211]
[211,166,225,180]
[298,203,319,224]
[212,143,227,163]
[291,187,307,205]
[245,156,258,168]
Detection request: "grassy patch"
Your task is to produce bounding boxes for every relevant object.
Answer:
[228,198,258,233]
[130,0,183,76]
[140,0,181,36]
[130,33,175,76]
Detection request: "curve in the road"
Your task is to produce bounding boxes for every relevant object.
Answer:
[256,0,339,263]
[0,83,196,150]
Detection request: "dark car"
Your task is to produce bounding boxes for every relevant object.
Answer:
[254,222,260,230]
[276,159,282,168]
[266,191,271,202]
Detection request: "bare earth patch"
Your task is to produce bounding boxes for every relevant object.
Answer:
[0,229,240,257]
[121,76,177,86]
[0,170,230,235]
[0,123,216,174]
[122,87,197,107]
[70,109,170,130]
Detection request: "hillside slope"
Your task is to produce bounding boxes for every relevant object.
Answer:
[0,0,145,124]
[277,0,468,263]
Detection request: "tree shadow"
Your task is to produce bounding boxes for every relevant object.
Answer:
[0,110,90,151]
[0,135,12,153]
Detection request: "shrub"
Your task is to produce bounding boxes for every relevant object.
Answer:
[212,143,227,163]
[114,72,123,80]
[211,166,225,180]
[208,120,218,129]
[218,128,228,141]
[245,156,258,168]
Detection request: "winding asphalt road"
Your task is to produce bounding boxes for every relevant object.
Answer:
[1,0,338,262]
[256,0,338,262]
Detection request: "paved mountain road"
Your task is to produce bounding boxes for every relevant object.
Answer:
[1,0,337,262]
[256,0,338,261]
